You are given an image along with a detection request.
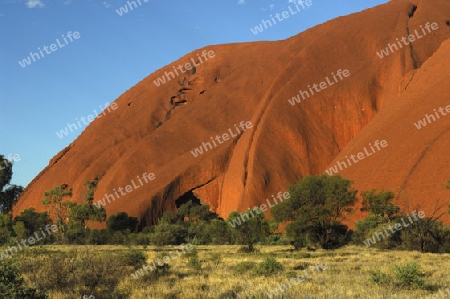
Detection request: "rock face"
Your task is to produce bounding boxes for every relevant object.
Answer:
[14,0,450,226]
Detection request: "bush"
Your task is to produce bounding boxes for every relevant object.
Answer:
[367,263,427,290]
[368,270,393,287]
[106,212,138,233]
[109,230,128,245]
[20,248,132,297]
[122,249,147,270]
[150,223,187,246]
[0,261,47,298]
[400,219,450,253]
[393,263,426,289]
[233,261,257,275]
[255,257,283,276]
[133,232,151,245]
[87,229,108,245]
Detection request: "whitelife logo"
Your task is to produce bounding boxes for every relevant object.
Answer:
[376,22,439,58]
[363,211,425,247]
[56,102,118,139]
[228,191,290,228]
[266,263,328,298]
[131,244,194,280]
[288,69,350,106]
[0,224,58,260]
[190,121,252,157]
[116,0,149,16]
[414,104,450,129]
[325,140,388,175]
[250,0,313,35]
[94,172,156,209]
[153,50,215,87]
[18,31,81,68]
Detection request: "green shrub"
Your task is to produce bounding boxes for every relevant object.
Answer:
[393,263,426,289]
[122,248,147,269]
[233,261,257,275]
[134,232,151,245]
[368,270,393,286]
[368,263,427,290]
[0,261,47,298]
[255,257,283,276]
[21,248,132,297]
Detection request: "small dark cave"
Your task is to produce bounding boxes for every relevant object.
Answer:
[446,20,450,27]
[175,190,201,208]
[409,5,417,18]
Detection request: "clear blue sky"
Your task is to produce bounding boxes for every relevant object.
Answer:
[0,0,389,188]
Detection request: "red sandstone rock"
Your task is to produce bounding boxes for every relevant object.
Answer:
[14,0,450,228]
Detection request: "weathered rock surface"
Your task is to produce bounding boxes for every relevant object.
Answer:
[14,0,450,226]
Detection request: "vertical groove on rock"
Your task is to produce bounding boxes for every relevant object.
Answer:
[406,5,420,69]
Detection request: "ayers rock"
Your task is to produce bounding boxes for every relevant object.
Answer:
[14,0,450,226]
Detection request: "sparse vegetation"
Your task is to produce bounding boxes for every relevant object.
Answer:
[0,245,447,298]
[2,159,450,298]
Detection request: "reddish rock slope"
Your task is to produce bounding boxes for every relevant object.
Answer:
[14,0,450,226]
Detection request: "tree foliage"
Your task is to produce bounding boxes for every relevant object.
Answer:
[272,174,357,249]
[41,185,73,225]
[361,189,399,220]
[41,184,73,242]
[67,177,106,228]
[13,208,53,242]
[177,200,219,223]
[227,209,270,252]
[0,155,23,213]
[106,212,138,233]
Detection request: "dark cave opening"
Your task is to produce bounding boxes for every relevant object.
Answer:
[409,5,417,18]
[175,190,201,208]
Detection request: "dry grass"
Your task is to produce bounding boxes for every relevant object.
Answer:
[10,245,450,298]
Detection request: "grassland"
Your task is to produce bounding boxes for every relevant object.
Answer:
[7,245,450,298]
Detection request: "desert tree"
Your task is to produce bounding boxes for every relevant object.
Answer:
[272,174,357,249]
[150,211,187,245]
[399,189,449,253]
[41,184,73,242]
[13,207,52,241]
[0,155,23,213]
[177,200,219,223]
[227,209,270,252]
[361,189,400,221]
[67,177,106,229]
[353,189,399,243]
